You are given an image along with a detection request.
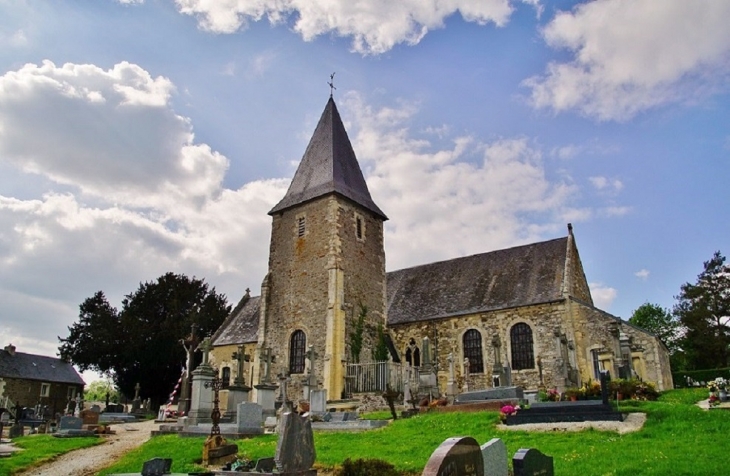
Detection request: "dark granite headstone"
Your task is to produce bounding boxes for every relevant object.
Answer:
[80,409,99,425]
[8,424,23,438]
[141,457,172,476]
[512,448,554,476]
[422,436,484,476]
[59,416,83,431]
[275,412,316,473]
[254,457,276,472]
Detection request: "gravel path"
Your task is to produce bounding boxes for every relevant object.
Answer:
[17,419,157,476]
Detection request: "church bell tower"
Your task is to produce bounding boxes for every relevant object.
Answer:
[256,96,388,401]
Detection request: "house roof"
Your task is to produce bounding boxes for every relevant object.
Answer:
[269,97,387,220]
[386,237,570,325]
[211,295,261,346]
[0,349,85,385]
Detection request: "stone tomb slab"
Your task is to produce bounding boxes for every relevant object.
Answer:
[455,387,523,403]
[422,436,484,476]
[480,438,508,476]
[513,448,554,476]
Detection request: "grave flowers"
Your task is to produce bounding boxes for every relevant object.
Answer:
[499,404,519,422]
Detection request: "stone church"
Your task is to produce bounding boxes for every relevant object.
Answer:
[209,96,673,404]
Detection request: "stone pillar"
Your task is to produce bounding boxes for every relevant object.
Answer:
[324,264,346,400]
[188,367,216,425]
[255,384,278,417]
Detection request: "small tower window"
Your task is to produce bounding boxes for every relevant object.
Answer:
[356,217,363,239]
[297,216,306,237]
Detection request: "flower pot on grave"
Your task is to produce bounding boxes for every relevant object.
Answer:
[720,390,728,402]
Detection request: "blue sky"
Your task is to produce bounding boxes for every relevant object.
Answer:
[1,0,728,380]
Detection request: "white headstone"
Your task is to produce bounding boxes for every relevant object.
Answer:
[237,402,263,434]
[481,438,508,476]
[310,389,327,413]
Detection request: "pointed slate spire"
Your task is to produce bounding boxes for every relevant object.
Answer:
[269,97,387,220]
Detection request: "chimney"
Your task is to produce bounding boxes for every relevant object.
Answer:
[4,344,16,356]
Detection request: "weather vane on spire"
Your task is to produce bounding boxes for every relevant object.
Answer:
[328,72,336,98]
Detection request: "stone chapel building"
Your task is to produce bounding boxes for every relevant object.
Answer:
[209,97,673,403]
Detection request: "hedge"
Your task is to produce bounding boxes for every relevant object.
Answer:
[673,368,730,387]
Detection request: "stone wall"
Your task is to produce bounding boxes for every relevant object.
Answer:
[390,301,578,393]
[569,300,673,390]
[261,195,386,401]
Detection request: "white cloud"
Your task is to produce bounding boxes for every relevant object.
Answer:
[589,176,623,192]
[635,269,650,280]
[0,61,227,209]
[173,0,516,54]
[341,92,580,269]
[525,0,730,120]
[589,282,617,310]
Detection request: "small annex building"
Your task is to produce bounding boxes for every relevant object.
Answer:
[209,97,673,404]
[0,344,85,414]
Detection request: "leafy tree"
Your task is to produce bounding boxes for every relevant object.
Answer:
[629,302,679,352]
[673,251,730,370]
[84,378,119,403]
[59,273,230,408]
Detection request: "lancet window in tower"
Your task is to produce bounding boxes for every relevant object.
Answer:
[221,367,231,389]
[297,216,306,237]
[463,329,484,374]
[289,330,306,374]
[510,323,535,370]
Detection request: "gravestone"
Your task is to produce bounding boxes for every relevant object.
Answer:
[8,423,23,438]
[422,436,484,476]
[80,409,99,425]
[54,415,96,437]
[141,457,172,476]
[513,448,554,476]
[59,416,83,431]
[480,438,508,476]
[254,457,276,472]
[274,412,316,475]
[237,402,263,435]
[310,389,327,413]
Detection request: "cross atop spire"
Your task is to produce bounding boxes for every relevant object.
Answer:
[328,72,336,98]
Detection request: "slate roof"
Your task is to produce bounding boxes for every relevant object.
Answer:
[386,237,569,325]
[0,350,85,385]
[212,295,261,346]
[269,97,387,220]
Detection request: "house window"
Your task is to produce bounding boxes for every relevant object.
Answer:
[221,367,231,389]
[510,323,535,370]
[289,330,306,374]
[67,386,76,399]
[463,329,484,374]
[40,383,51,397]
[297,216,306,237]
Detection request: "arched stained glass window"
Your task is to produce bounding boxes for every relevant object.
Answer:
[289,330,306,374]
[463,329,484,374]
[510,323,535,370]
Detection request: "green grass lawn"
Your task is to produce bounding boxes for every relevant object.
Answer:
[0,434,102,475]
[10,388,726,476]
